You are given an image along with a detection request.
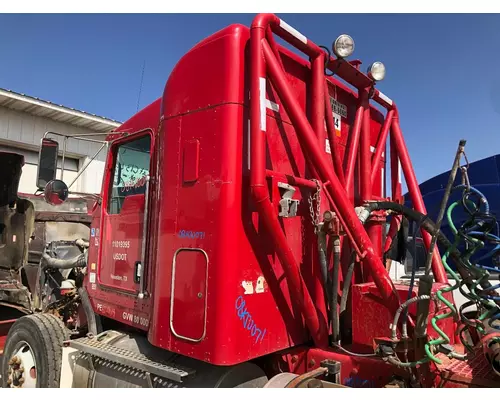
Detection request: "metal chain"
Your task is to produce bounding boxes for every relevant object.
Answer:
[308,179,322,233]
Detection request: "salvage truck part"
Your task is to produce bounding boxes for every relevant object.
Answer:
[1,13,499,388]
[0,150,98,385]
[2,313,69,388]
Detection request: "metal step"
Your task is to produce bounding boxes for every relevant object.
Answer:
[66,336,195,383]
[435,351,500,387]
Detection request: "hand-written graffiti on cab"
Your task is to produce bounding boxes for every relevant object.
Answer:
[343,376,375,388]
[177,230,206,239]
[120,175,148,193]
[235,295,267,344]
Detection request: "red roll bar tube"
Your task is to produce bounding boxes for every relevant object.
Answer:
[390,110,447,283]
[250,15,328,347]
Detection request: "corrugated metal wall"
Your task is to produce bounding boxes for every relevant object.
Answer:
[0,106,107,194]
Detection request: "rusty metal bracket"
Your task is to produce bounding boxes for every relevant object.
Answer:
[278,182,300,218]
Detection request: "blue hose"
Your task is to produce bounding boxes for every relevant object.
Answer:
[468,231,500,241]
[475,264,500,273]
[474,245,500,263]
[448,184,500,334]
[453,184,490,214]
[490,311,500,329]
[482,282,500,301]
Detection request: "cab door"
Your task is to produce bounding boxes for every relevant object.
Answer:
[97,133,151,294]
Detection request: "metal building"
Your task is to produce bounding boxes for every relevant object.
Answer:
[0,88,121,194]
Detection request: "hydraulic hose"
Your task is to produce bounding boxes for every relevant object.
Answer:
[423,203,464,363]
[366,199,498,367]
[386,356,429,369]
[447,195,500,343]
[332,343,377,358]
[340,252,356,314]
[453,184,490,214]
[366,183,499,371]
[363,201,500,305]
[391,295,431,340]
[402,218,426,328]
[317,229,329,302]
[482,331,500,376]
[331,236,341,344]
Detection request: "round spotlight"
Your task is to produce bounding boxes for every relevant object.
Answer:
[367,61,386,81]
[332,34,355,58]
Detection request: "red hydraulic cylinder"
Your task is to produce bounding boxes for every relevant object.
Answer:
[262,41,401,314]
[250,24,328,347]
[390,113,448,283]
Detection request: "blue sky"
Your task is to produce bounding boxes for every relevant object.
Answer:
[1,13,500,185]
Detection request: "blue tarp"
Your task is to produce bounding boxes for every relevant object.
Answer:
[405,154,500,268]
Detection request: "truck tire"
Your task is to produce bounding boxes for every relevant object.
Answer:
[1,313,69,388]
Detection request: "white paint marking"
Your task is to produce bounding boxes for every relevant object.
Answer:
[370,146,385,157]
[378,91,393,106]
[325,139,331,154]
[259,77,267,132]
[242,281,254,295]
[256,276,265,293]
[266,99,279,112]
[279,19,307,44]
[381,167,385,197]
[247,119,251,170]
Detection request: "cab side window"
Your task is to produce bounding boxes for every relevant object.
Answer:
[108,135,151,215]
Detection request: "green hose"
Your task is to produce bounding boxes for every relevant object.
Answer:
[387,357,430,368]
[424,202,463,363]
[387,197,497,367]
[446,201,494,339]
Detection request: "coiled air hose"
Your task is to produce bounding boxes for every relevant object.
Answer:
[363,201,500,304]
[424,201,464,363]
[363,197,500,366]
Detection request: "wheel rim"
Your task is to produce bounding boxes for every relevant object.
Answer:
[7,341,37,388]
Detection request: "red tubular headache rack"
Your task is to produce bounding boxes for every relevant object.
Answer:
[248,14,448,347]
